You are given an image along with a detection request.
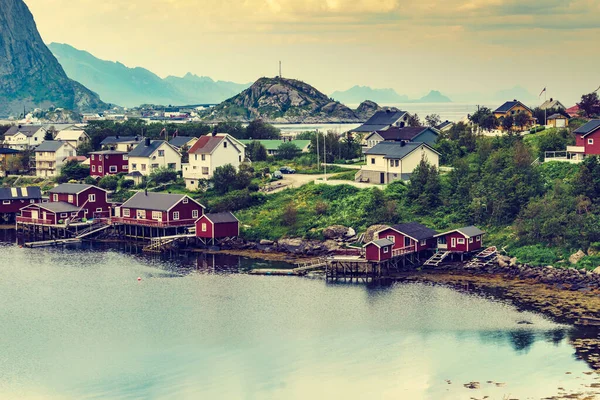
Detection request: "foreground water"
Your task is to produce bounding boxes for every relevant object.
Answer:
[1,243,598,399]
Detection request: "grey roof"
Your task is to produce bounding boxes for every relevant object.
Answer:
[168,136,195,148]
[121,191,203,211]
[128,140,166,158]
[3,125,44,137]
[366,238,394,248]
[352,110,408,132]
[203,212,238,224]
[494,100,531,114]
[436,225,485,238]
[573,120,600,136]
[389,222,438,241]
[100,136,142,145]
[539,99,566,110]
[89,150,128,155]
[0,186,42,201]
[370,127,437,141]
[547,113,567,120]
[126,171,143,177]
[352,124,394,133]
[364,141,439,159]
[37,201,80,213]
[48,184,97,194]
[436,120,453,130]
[34,141,67,152]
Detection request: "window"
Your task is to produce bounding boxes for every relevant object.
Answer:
[395,160,399,167]
[223,142,227,148]
[98,166,103,173]
[457,238,465,244]
[109,166,117,173]
[96,208,103,213]
[383,247,389,253]
[132,163,137,171]
[88,194,96,202]
[390,160,394,167]
[158,150,165,157]
[371,158,375,164]
[201,154,206,161]
[167,163,176,169]
[137,210,146,219]
[91,155,95,160]
[2,200,10,205]
[387,235,395,243]
[151,163,159,169]
[141,164,147,171]
[192,209,199,218]
[183,198,189,204]
[173,211,180,220]
[53,194,58,202]
[92,165,96,172]
[71,212,77,216]
[194,155,197,161]
[589,139,594,145]
[152,211,162,220]
[239,155,242,162]
[61,213,67,218]
[476,236,481,242]
[202,167,209,175]
[123,208,130,217]
[123,165,128,170]
[123,155,128,161]
[84,209,88,215]
[420,240,426,246]
[68,195,73,203]
[201,222,207,232]
[30,199,35,203]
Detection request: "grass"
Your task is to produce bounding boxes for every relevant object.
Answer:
[329,170,357,181]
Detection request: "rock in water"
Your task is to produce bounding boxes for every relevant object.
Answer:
[0,0,107,116]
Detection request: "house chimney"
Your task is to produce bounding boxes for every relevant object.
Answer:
[145,137,151,146]
[386,109,391,114]
[400,140,406,147]
[550,98,553,102]
[145,188,148,196]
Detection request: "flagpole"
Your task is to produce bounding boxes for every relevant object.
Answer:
[545,89,547,127]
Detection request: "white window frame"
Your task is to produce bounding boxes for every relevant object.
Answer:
[2,200,10,205]
[53,194,58,201]
[68,195,73,203]
[201,222,207,232]
[420,240,426,246]
[98,166,103,173]
[457,238,465,245]
[96,208,103,213]
[183,198,188,204]
[173,211,180,220]
[476,236,481,242]
[137,210,146,219]
[152,211,162,220]
[123,208,130,217]
[109,165,117,173]
[386,235,395,243]
[589,138,594,145]
[192,209,199,218]
[469,237,474,243]
[60,213,67,218]
[383,247,389,253]
[88,194,96,202]
[91,165,96,172]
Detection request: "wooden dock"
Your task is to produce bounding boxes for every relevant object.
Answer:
[23,238,81,248]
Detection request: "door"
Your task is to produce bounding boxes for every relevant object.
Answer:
[31,210,39,221]
[451,237,456,248]
[42,211,47,222]
[380,173,385,184]
[556,119,566,128]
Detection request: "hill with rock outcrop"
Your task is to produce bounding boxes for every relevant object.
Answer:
[201,77,365,123]
[0,0,107,117]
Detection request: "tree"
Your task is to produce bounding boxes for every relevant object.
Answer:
[425,114,441,128]
[577,92,600,118]
[149,167,178,185]
[212,164,238,194]
[246,141,268,162]
[98,175,119,191]
[77,141,93,157]
[58,160,89,182]
[276,142,301,160]
[180,144,190,164]
[470,106,499,132]
[245,119,281,140]
[215,121,245,139]
[407,114,421,127]
[44,129,54,141]
[501,115,514,132]
[514,111,530,132]
[407,157,441,213]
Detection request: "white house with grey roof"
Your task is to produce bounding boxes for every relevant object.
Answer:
[3,125,47,150]
[356,141,440,184]
[34,140,76,178]
[128,139,181,176]
[54,129,90,150]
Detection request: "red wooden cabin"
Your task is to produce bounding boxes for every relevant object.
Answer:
[364,238,394,262]
[114,191,204,227]
[0,187,43,222]
[19,202,86,225]
[574,120,600,155]
[89,150,129,178]
[375,222,438,253]
[434,226,485,253]
[195,212,239,242]
[47,184,111,219]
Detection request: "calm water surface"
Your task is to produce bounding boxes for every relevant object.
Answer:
[0,241,598,400]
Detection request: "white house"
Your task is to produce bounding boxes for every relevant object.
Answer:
[183,133,246,191]
[54,129,90,149]
[356,142,440,184]
[3,125,47,150]
[34,140,77,178]
[128,139,181,176]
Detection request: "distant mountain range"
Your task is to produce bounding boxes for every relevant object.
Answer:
[0,0,107,117]
[448,86,541,105]
[331,86,452,104]
[48,43,250,107]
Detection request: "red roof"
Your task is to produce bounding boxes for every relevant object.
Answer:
[65,156,87,162]
[566,105,580,117]
[188,135,225,154]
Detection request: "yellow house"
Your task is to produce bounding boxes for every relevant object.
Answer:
[493,100,535,131]
[547,113,569,128]
[356,142,440,184]
[0,148,21,176]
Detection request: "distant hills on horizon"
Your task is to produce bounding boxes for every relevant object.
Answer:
[48,43,250,108]
[331,86,452,104]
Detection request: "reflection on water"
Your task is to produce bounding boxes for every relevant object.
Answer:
[0,242,597,400]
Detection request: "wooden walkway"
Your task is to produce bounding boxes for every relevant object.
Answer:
[143,233,196,253]
[23,238,81,248]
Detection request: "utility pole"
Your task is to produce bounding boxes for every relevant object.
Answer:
[324,132,327,181]
[316,129,320,172]
[279,61,282,79]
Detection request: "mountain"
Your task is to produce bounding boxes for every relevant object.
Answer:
[354,100,398,120]
[0,0,107,117]
[48,43,249,107]
[201,77,362,123]
[331,85,409,104]
[491,86,538,103]
[418,90,452,103]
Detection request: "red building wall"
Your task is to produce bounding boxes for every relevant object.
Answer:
[49,186,110,218]
[20,205,87,225]
[365,243,392,261]
[196,217,213,238]
[0,198,41,214]
[195,217,238,238]
[90,153,129,178]
[575,130,600,155]
[168,200,203,225]
[377,228,435,252]
[441,232,483,252]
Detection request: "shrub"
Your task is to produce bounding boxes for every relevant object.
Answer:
[281,203,298,226]
[98,175,119,191]
[510,245,559,266]
[314,200,329,215]
[120,179,135,189]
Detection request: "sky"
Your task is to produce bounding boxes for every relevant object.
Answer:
[25,0,600,105]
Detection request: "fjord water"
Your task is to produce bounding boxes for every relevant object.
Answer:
[0,243,597,400]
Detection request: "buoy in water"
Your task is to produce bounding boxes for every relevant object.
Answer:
[137,277,142,281]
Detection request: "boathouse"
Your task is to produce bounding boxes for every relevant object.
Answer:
[375,222,438,253]
[48,184,111,219]
[19,202,85,225]
[364,239,394,262]
[434,226,485,253]
[115,191,204,228]
[195,212,239,243]
[0,187,43,223]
